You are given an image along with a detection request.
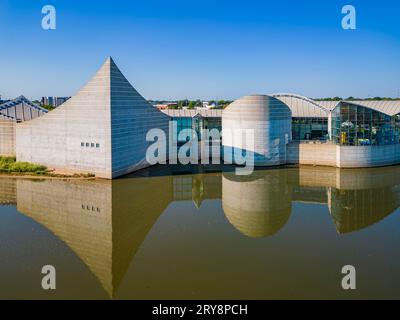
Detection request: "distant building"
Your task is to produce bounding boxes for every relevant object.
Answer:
[41,96,70,107]
[54,97,70,106]
[0,96,47,156]
[200,101,216,109]
[154,103,178,110]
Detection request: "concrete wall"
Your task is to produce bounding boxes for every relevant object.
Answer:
[287,142,336,167]
[109,61,169,178]
[16,57,169,179]
[16,59,112,178]
[337,144,400,168]
[0,120,16,156]
[287,142,400,168]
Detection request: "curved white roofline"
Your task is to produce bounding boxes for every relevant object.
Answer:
[271,93,332,113]
[335,100,400,117]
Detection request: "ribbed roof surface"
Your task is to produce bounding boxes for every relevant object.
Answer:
[317,101,340,111]
[162,95,400,118]
[0,95,48,121]
[272,93,330,118]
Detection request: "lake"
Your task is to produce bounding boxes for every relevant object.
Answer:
[1,165,400,299]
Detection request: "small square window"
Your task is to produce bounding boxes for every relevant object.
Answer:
[81,142,84,147]
[86,143,89,147]
[91,143,94,148]
[96,143,100,148]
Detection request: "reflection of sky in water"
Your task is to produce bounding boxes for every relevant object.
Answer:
[0,165,400,299]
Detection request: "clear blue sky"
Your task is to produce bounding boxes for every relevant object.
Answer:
[1,0,399,100]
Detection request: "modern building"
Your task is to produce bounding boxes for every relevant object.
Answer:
[154,102,178,110]
[41,96,70,107]
[164,93,400,169]
[0,95,47,122]
[0,96,47,156]
[2,57,400,178]
[161,109,223,161]
[16,57,170,178]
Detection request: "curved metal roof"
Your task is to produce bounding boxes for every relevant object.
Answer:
[161,96,400,118]
[271,93,330,118]
[317,101,341,111]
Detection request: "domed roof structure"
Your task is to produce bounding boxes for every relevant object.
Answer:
[222,95,292,166]
[224,95,291,118]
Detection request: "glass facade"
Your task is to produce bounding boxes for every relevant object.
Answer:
[172,116,222,143]
[332,102,400,146]
[173,117,193,145]
[202,118,222,132]
[292,117,328,141]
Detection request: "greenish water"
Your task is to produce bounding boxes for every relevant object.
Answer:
[1,165,400,300]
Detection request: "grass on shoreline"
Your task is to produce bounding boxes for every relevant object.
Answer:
[0,156,96,178]
[0,156,47,174]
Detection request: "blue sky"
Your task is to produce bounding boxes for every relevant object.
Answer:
[0,0,399,100]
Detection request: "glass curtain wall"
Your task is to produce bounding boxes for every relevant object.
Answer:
[173,117,193,146]
[172,116,222,144]
[331,102,400,146]
[292,117,328,141]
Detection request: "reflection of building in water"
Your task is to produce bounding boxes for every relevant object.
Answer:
[326,167,400,234]
[1,165,400,296]
[173,173,221,208]
[0,178,16,205]
[16,177,173,297]
[295,166,400,234]
[329,187,400,234]
[222,170,292,238]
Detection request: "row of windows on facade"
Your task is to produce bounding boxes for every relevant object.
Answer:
[81,142,100,148]
[82,204,101,212]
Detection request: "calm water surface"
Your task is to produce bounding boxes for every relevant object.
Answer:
[1,165,400,299]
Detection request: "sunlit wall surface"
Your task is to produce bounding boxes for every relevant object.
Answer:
[222,95,292,166]
[331,102,400,146]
